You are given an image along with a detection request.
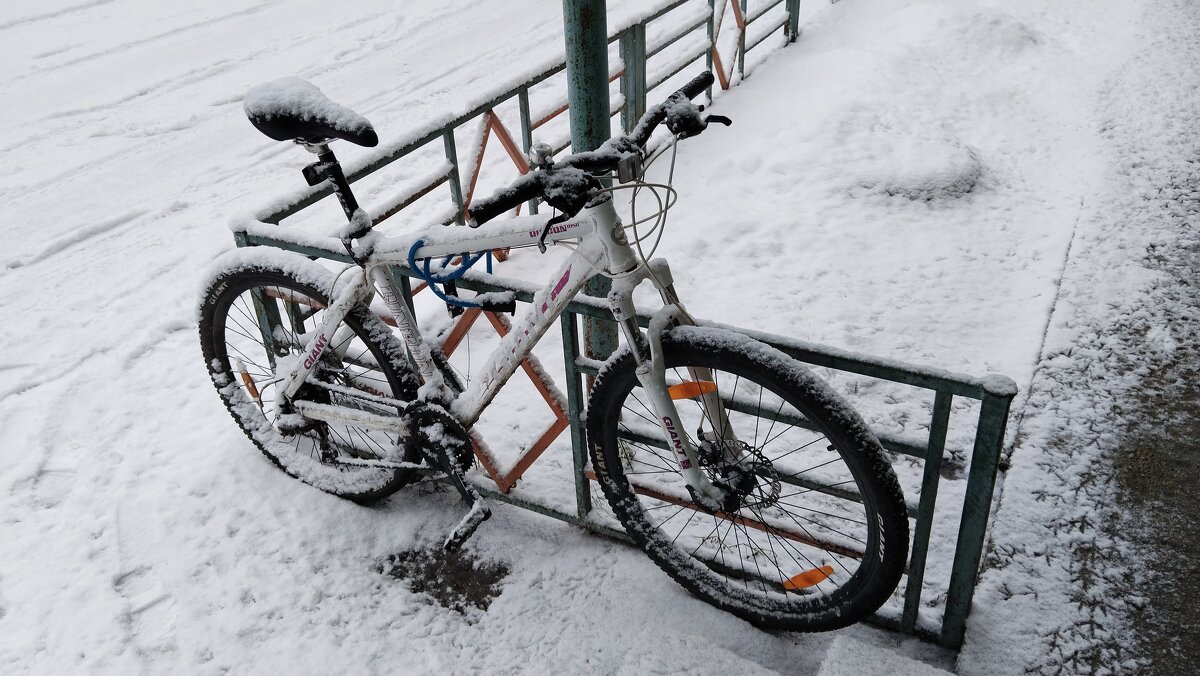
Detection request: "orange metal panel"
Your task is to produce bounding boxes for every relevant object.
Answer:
[461,113,494,212]
[434,308,571,494]
[488,114,531,174]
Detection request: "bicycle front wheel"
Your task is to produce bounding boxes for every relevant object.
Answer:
[198,250,420,503]
[587,325,909,631]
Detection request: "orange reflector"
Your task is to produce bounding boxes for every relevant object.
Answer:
[783,565,834,590]
[233,358,264,409]
[667,381,718,400]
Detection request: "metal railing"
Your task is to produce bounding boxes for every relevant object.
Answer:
[233,0,1014,650]
[256,0,799,230]
[230,227,1014,648]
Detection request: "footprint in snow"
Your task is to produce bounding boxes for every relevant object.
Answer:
[113,566,177,654]
[13,466,78,509]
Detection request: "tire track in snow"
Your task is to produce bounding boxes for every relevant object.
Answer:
[1,201,194,275]
[0,0,115,32]
[120,319,193,368]
[10,44,272,173]
[44,59,243,121]
[31,43,81,59]
[0,142,146,198]
[7,384,80,509]
[286,0,556,121]
[27,1,279,76]
[2,209,149,271]
[355,12,563,117]
[0,345,113,403]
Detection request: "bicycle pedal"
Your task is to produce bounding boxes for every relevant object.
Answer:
[443,502,491,552]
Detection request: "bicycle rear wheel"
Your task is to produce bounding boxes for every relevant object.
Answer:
[587,326,909,631]
[198,251,420,502]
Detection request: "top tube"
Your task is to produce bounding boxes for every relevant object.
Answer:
[371,211,592,262]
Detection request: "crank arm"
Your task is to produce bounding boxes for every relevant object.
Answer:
[415,435,492,551]
[443,500,491,552]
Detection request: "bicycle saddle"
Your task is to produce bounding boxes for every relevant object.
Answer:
[243,77,379,147]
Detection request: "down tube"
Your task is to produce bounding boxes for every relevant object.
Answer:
[454,239,607,426]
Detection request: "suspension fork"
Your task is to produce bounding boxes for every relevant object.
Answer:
[608,272,731,510]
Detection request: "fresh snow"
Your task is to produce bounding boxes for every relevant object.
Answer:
[0,0,1190,673]
[819,636,952,676]
[243,76,376,143]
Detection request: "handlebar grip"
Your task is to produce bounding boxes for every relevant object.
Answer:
[468,176,542,227]
[628,71,716,148]
[677,71,714,100]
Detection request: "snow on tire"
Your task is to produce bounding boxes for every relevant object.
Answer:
[198,249,421,503]
[587,325,909,631]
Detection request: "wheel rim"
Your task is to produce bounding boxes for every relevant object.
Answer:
[605,357,881,612]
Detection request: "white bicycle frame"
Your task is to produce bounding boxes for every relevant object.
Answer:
[274,197,732,504]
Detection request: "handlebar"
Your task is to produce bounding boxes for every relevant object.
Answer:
[468,71,722,228]
[464,174,543,228]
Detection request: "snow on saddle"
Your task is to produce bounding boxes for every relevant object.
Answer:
[243,76,378,147]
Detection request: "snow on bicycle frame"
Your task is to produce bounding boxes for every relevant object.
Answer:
[220,69,1018,647]
[377,202,627,427]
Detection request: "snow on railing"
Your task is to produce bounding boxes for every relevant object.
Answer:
[237,0,1015,650]
[254,0,799,234]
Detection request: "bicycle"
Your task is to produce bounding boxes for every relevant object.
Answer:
[198,72,909,631]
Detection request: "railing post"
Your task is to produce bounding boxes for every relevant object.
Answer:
[442,130,465,224]
[738,0,747,79]
[619,23,647,134]
[706,0,716,98]
[560,312,592,517]
[562,0,618,362]
[902,390,952,631]
[941,378,1017,647]
[517,89,538,215]
[232,231,285,366]
[785,0,801,42]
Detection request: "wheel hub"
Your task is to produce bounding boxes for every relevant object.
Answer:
[697,439,782,511]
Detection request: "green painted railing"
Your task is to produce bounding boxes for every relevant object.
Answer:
[235,0,1015,650]
[236,224,1014,649]
[256,0,799,229]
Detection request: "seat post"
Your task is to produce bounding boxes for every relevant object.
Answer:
[299,141,360,224]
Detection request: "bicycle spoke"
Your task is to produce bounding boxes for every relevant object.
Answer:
[772,499,867,525]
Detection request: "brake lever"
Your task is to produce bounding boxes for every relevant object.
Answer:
[537,213,570,254]
[705,114,732,127]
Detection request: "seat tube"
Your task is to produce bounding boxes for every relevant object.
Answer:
[369,266,443,389]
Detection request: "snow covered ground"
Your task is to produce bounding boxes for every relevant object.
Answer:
[1,0,1192,673]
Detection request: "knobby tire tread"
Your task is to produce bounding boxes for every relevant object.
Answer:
[586,331,909,631]
[199,264,421,503]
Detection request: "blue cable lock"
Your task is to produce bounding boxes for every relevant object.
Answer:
[406,239,488,309]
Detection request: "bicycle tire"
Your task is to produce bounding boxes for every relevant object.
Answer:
[587,325,908,631]
[198,250,421,502]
